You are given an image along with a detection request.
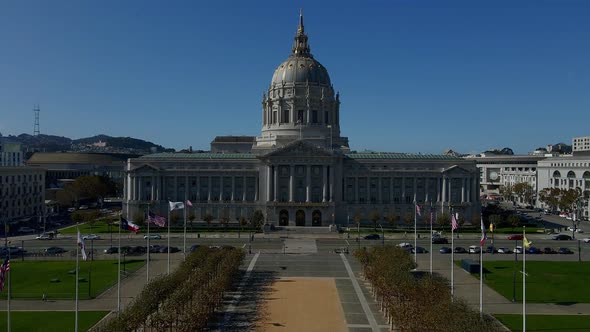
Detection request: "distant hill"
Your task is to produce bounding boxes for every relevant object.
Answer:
[4,133,172,153]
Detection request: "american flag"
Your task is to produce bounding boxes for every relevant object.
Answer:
[430,210,434,225]
[148,211,167,227]
[0,257,10,292]
[480,217,487,247]
[415,203,421,217]
[186,200,193,207]
[451,213,459,231]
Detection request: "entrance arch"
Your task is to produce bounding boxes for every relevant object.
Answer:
[296,210,306,226]
[312,210,322,226]
[279,209,289,226]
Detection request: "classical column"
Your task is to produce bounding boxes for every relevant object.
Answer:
[389,177,394,203]
[378,177,382,204]
[466,178,471,203]
[273,166,278,202]
[472,176,477,202]
[207,176,212,202]
[196,176,201,202]
[354,176,359,203]
[131,175,136,201]
[254,176,259,201]
[448,178,453,204]
[289,165,294,202]
[242,176,247,201]
[231,176,235,202]
[442,177,447,203]
[306,165,311,202]
[267,166,272,202]
[322,166,327,202]
[461,178,466,203]
[138,176,143,201]
[437,177,441,202]
[329,166,334,202]
[219,176,223,201]
[185,176,189,201]
[425,177,429,202]
[401,177,406,201]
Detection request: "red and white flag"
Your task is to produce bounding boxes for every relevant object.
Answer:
[415,203,421,216]
[430,210,434,224]
[186,200,193,207]
[451,213,459,231]
[480,217,487,247]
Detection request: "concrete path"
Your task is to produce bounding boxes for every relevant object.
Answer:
[284,238,318,254]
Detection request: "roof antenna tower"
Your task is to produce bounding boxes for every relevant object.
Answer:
[33,105,41,136]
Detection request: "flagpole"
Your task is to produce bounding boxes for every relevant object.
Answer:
[146,204,150,283]
[117,215,121,313]
[75,224,79,332]
[7,250,11,332]
[183,201,187,260]
[430,205,433,275]
[523,226,527,332]
[414,201,417,263]
[480,219,484,318]
[167,208,171,275]
[454,208,455,301]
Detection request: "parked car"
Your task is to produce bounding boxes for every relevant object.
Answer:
[559,212,568,218]
[454,247,467,254]
[144,234,162,240]
[583,238,590,243]
[104,247,118,254]
[558,247,574,254]
[486,246,497,254]
[364,234,380,240]
[507,234,524,241]
[17,227,35,233]
[189,244,200,252]
[497,247,512,254]
[514,246,524,254]
[79,205,89,210]
[432,237,448,244]
[67,207,77,213]
[468,245,481,254]
[411,246,428,254]
[439,247,452,254]
[398,242,413,249]
[149,245,162,253]
[543,247,557,254]
[0,247,25,255]
[45,247,66,254]
[82,234,100,240]
[36,233,52,240]
[552,234,573,241]
[527,247,541,254]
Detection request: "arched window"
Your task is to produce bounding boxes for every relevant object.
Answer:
[583,171,590,179]
[567,171,576,178]
[552,170,561,178]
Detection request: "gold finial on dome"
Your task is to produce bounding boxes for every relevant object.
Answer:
[292,10,311,57]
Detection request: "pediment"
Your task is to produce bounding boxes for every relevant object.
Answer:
[130,163,161,172]
[261,140,334,159]
[442,165,471,175]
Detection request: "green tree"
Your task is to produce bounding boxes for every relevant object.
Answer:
[203,214,214,231]
[507,214,521,230]
[403,212,414,229]
[538,188,560,211]
[188,212,196,231]
[71,211,84,224]
[488,214,503,230]
[386,213,399,229]
[499,184,514,202]
[437,212,450,230]
[239,216,248,231]
[513,182,534,205]
[250,210,265,229]
[369,210,380,231]
[559,188,582,211]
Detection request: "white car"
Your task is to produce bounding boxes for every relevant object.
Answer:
[468,245,481,254]
[514,246,524,254]
[583,238,590,243]
[36,233,51,240]
[83,234,100,240]
[144,234,162,240]
[497,247,512,254]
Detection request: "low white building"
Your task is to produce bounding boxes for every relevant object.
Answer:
[573,136,590,153]
[536,155,590,220]
[0,138,24,167]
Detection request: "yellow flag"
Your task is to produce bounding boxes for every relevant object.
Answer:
[489,223,494,233]
[523,236,532,249]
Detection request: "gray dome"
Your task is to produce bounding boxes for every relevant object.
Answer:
[271,56,331,86]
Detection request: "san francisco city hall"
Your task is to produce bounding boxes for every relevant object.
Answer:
[123,14,481,227]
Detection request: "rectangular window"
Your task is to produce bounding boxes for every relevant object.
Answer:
[297,110,304,123]
[282,109,289,123]
[312,110,318,123]
[324,111,329,124]
[272,111,277,124]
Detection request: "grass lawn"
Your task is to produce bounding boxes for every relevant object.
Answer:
[0,260,144,300]
[495,314,590,332]
[479,261,590,303]
[0,311,108,332]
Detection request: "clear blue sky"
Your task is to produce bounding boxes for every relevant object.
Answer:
[1,0,589,154]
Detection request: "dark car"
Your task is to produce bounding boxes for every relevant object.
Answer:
[104,247,118,254]
[432,237,448,244]
[558,247,573,254]
[189,244,200,252]
[45,246,66,254]
[526,247,541,254]
[439,247,452,254]
[507,234,524,241]
[454,247,467,254]
[0,247,25,255]
[169,246,181,253]
[543,247,556,254]
[412,246,428,254]
[149,245,162,253]
[553,234,573,241]
[486,246,497,254]
[364,234,380,240]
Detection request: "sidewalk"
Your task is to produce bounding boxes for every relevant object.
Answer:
[415,254,590,315]
[0,254,182,311]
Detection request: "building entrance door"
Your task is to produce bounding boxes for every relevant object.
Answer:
[279,210,289,226]
[296,210,306,226]
[312,210,322,226]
